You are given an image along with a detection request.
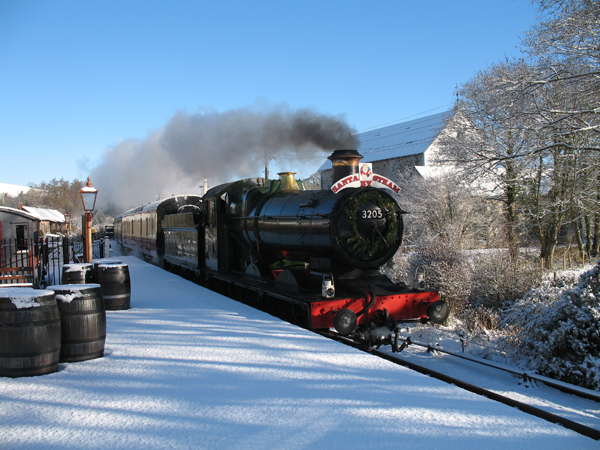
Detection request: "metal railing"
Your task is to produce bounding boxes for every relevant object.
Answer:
[1,236,106,288]
[1,238,40,287]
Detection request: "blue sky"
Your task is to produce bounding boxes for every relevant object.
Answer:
[1,0,538,187]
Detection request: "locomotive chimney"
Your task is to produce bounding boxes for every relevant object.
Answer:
[278,172,300,191]
[328,149,363,183]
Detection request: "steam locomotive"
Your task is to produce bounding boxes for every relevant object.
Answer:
[114,150,449,349]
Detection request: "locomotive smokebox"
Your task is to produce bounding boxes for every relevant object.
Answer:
[328,150,363,183]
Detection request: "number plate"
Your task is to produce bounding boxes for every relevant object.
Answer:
[360,209,384,219]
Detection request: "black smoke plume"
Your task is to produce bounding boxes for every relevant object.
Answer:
[90,104,357,214]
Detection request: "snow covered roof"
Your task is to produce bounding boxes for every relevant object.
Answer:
[0,182,30,197]
[21,206,65,223]
[319,110,452,171]
[118,195,204,218]
[0,205,39,222]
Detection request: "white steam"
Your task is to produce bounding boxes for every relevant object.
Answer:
[91,104,357,213]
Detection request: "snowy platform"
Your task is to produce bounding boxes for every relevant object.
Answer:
[0,256,596,449]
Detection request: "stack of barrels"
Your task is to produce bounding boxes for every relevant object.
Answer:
[0,260,131,378]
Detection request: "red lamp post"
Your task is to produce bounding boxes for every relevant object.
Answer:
[80,177,98,263]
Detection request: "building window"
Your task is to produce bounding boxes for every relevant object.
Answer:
[16,224,27,251]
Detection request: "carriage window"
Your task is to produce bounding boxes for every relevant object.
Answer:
[220,193,229,213]
[16,224,27,251]
[208,200,216,227]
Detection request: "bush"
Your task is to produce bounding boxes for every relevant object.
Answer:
[405,236,472,320]
[463,305,502,335]
[501,263,600,390]
[469,251,543,309]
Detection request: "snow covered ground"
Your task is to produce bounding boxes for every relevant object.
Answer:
[383,323,600,432]
[0,256,597,449]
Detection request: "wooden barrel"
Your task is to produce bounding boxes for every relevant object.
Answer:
[0,288,61,377]
[92,259,122,282]
[97,263,131,310]
[47,284,106,363]
[62,263,93,284]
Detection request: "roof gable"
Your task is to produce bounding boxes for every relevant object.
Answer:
[0,206,39,222]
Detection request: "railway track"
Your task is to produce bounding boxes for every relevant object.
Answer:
[318,329,600,441]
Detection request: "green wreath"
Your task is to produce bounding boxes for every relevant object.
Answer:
[343,190,399,257]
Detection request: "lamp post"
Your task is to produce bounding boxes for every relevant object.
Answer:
[80,178,98,263]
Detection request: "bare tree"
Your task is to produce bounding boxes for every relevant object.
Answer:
[26,178,86,216]
[437,0,600,268]
[397,170,499,249]
[437,60,538,261]
[521,0,600,265]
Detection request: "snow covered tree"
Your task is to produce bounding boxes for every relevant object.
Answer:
[397,169,494,249]
[393,171,505,321]
[438,0,600,268]
[522,0,600,265]
[437,60,538,262]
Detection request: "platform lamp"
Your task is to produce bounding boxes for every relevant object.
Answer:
[80,178,98,263]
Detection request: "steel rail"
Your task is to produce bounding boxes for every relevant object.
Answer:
[406,339,600,403]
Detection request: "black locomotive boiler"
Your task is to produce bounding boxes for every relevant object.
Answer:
[115,150,449,348]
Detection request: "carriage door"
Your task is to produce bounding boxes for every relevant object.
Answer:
[205,199,218,270]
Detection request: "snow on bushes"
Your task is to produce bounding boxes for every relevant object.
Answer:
[399,240,542,327]
[404,236,472,319]
[501,262,600,390]
[469,251,543,309]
